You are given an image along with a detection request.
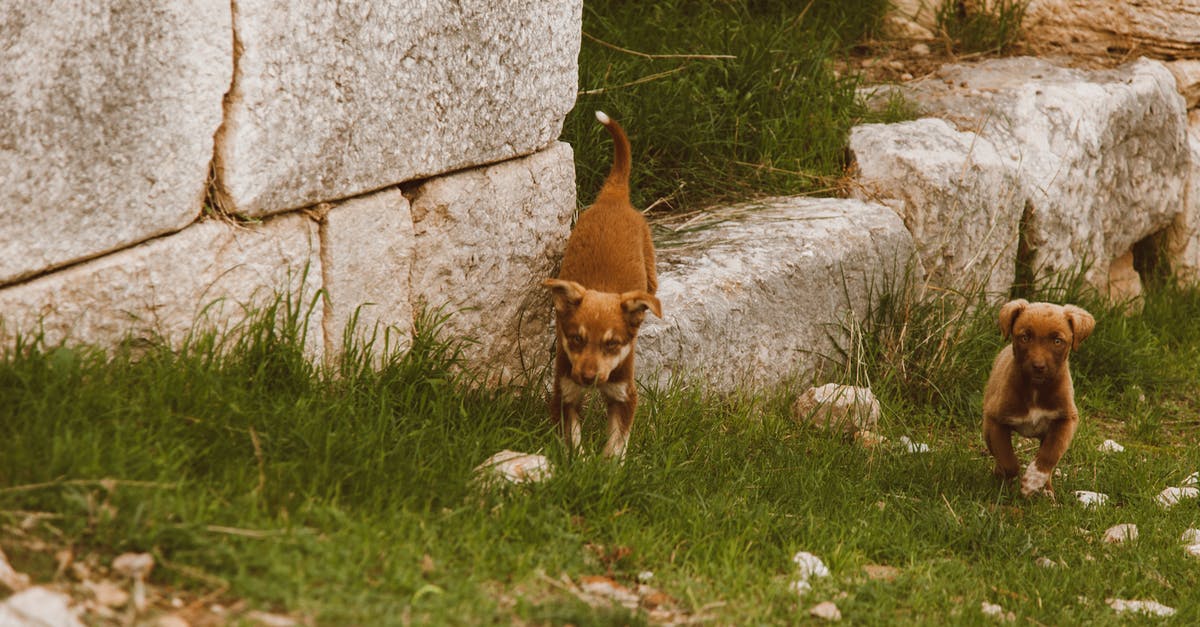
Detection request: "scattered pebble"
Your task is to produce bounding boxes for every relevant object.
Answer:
[981,601,1015,622]
[1181,528,1200,544]
[0,547,30,593]
[84,580,129,608]
[910,43,931,56]
[1074,491,1108,508]
[247,610,300,627]
[579,576,640,610]
[637,570,654,583]
[790,551,830,596]
[862,564,899,581]
[1096,439,1124,453]
[0,587,85,627]
[1185,544,1200,558]
[1155,486,1199,508]
[809,601,842,621]
[474,450,552,485]
[1035,557,1057,569]
[793,552,831,580]
[1183,471,1198,486]
[1103,524,1138,544]
[112,552,154,613]
[1107,598,1176,617]
[898,436,930,453]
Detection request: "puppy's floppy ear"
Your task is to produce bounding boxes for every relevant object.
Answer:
[543,279,586,314]
[1063,304,1095,350]
[998,299,1029,340]
[619,291,662,328]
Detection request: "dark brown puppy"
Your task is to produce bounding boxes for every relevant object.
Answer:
[983,299,1095,496]
[543,111,661,460]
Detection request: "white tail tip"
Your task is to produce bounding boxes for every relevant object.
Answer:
[595,110,611,125]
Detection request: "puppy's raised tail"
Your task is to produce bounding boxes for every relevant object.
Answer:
[594,111,631,203]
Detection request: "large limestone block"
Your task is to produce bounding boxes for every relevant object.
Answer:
[637,197,919,391]
[1025,0,1200,59]
[850,117,1023,299]
[0,1,232,286]
[0,214,322,357]
[214,1,582,217]
[901,57,1189,288]
[408,142,575,383]
[319,189,414,362]
[1167,121,1200,283]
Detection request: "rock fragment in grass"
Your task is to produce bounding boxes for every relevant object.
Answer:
[1035,557,1057,569]
[245,610,300,627]
[1186,544,1200,558]
[0,547,30,593]
[1182,528,1200,544]
[790,551,831,596]
[809,601,842,621]
[1155,486,1199,508]
[898,435,930,453]
[0,586,85,627]
[1107,598,1176,617]
[862,564,900,581]
[1103,524,1138,544]
[474,450,552,485]
[112,552,154,613]
[792,384,880,434]
[981,601,1015,622]
[1074,491,1108,508]
[1096,439,1124,453]
[1183,471,1198,486]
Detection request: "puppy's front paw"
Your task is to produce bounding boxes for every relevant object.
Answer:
[1020,461,1051,496]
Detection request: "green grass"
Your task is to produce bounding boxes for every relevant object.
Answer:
[935,0,1028,55]
[1,276,1199,624]
[564,0,894,213]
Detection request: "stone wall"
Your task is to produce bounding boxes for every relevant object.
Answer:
[0,0,582,380]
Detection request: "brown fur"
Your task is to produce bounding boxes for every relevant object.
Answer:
[982,299,1095,497]
[543,112,661,460]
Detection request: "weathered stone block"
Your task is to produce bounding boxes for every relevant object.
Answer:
[792,383,882,434]
[900,57,1189,289]
[1025,0,1200,59]
[214,0,582,217]
[408,142,576,383]
[0,214,322,356]
[319,188,414,362]
[1167,120,1200,284]
[637,197,919,391]
[850,117,1023,299]
[0,1,232,286]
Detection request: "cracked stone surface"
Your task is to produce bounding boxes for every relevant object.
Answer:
[213,0,582,217]
[0,1,232,286]
[0,214,322,358]
[637,197,918,391]
[408,142,576,383]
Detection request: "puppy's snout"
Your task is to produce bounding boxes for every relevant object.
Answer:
[1031,362,1047,374]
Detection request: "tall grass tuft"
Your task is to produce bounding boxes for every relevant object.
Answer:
[935,0,1028,55]
[564,0,891,213]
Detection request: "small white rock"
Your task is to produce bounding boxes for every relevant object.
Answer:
[1107,598,1176,617]
[1181,528,1200,545]
[1155,486,1199,508]
[809,601,842,621]
[910,43,931,56]
[474,450,552,485]
[981,601,1014,622]
[1096,439,1124,453]
[1035,556,1057,569]
[792,551,831,580]
[637,570,654,583]
[1185,544,1200,558]
[898,435,930,453]
[1103,524,1138,544]
[789,579,813,596]
[1074,491,1108,508]
[0,587,85,627]
[1182,471,1198,486]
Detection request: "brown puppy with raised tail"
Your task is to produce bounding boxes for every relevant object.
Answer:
[543,111,661,461]
[983,299,1095,497]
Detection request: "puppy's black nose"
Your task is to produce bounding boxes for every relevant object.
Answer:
[1031,363,1047,374]
[579,375,597,386]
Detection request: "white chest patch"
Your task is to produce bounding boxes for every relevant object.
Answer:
[1007,407,1061,438]
[598,381,630,403]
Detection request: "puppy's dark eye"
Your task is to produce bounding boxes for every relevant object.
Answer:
[567,334,585,348]
[604,340,622,353]
[1053,338,1064,346]
[1019,334,1031,343]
